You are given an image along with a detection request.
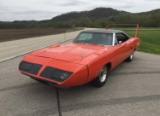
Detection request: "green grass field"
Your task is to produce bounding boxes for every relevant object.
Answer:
[121,28,160,55]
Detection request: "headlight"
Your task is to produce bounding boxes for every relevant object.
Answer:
[19,61,42,75]
[40,66,72,82]
[60,73,70,80]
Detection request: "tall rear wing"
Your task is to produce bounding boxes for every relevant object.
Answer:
[106,24,139,38]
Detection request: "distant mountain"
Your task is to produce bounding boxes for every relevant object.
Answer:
[0,7,160,29]
[51,7,160,27]
[51,8,122,22]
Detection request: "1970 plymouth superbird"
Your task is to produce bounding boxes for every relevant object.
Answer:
[19,25,140,88]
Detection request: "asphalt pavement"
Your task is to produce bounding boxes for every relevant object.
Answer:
[0,30,160,116]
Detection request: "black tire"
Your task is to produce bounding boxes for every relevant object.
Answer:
[126,52,134,62]
[91,65,109,87]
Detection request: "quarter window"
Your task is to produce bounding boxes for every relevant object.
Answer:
[116,33,129,43]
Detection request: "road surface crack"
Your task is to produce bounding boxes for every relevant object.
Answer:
[56,88,62,116]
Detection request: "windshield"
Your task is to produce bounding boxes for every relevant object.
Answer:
[73,32,113,45]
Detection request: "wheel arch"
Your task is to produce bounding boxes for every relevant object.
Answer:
[105,62,112,71]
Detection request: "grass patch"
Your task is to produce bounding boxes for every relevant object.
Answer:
[122,28,160,55]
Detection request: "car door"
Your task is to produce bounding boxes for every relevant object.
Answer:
[109,33,126,68]
[115,33,131,62]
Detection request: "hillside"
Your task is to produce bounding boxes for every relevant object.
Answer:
[0,7,160,29]
[51,8,121,21]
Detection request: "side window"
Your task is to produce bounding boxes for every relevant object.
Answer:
[116,33,129,43]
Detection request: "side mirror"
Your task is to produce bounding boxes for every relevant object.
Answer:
[118,41,122,44]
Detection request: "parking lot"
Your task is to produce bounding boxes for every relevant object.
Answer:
[0,51,160,116]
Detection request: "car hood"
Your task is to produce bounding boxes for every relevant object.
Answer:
[31,42,111,63]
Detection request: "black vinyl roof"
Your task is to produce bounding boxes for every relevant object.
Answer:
[81,29,130,37]
[82,29,125,34]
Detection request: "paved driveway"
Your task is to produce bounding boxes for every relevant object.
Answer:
[0,52,160,116]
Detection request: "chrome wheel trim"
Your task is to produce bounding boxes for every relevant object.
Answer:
[99,67,107,83]
[130,53,134,60]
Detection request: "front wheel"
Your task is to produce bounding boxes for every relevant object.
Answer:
[91,65,109,87]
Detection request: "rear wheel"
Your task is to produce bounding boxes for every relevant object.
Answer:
[91,65,109,87]
[126,52,134,62]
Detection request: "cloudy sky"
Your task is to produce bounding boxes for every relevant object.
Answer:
[0,0,160,21]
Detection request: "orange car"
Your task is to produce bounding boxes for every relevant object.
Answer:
[19,25,140,88]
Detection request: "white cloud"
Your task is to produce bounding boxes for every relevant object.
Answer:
[0,0,159,21]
